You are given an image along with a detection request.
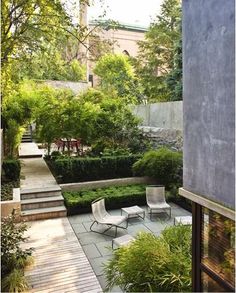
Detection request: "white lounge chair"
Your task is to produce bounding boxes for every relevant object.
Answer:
[90,198,128,237]
[146,186,171,219]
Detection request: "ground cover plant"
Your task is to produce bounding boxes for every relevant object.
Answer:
[1,159,21,201]
[1,181,19,201]
[104,225,192,292]
[63,184,147,214]
[1,213,33,292]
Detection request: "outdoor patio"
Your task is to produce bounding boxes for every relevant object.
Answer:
[68,203,192,291]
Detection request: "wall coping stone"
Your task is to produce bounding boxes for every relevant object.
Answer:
[179,187,235,220]
[60,177,156,191]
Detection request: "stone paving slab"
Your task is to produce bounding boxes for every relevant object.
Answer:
[69,204,192,291]
[20,158,58,190]
[19,142,43,157]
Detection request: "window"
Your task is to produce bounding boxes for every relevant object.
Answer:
[192,203,235,292]
[201,208,235,290]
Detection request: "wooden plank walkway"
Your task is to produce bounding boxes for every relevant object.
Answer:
[22,218,102,293]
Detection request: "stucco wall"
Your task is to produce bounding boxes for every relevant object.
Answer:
[183,0,235,209]
[132,101,183,130]
[44,80,91,94]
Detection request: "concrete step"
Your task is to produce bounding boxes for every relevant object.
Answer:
[21,195,64,210]
[19,153,42,158]
[21,206,67,221]
[21,186,62,200]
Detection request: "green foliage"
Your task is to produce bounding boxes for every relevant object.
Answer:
[133,0,181,102]
[49,155,141,183]
[133,148,182,188]
[165,22,182,100]
[104,225,192,292]
[94,97,143,150]
[1,181,19,201]
[16,48,86,81]
[5,121,24,158]
[2,268,29,293]
[1,0,71,67]
[63,184,147,213]
[2,80,42,157]
[1,213,33,292]
[94,54,144,103]
[2,159,21,181]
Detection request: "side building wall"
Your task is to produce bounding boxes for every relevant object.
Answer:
[182,0,235,209]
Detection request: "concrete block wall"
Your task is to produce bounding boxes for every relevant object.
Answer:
[183,0,235,209]
[43,80,91,95]
[132,101,183,130]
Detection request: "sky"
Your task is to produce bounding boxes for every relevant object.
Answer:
[88,0,164,27]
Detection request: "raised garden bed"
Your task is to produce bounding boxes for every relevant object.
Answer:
[63,183,192,215]
[63,184,147,215]
[46,154,141,184]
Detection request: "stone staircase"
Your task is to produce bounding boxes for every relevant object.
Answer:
[22,129,33,143]
[21,186,67,221]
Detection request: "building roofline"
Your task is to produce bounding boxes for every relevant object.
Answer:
[89,19,148,32]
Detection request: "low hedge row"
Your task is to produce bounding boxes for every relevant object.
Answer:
[2,159,21,181]
[49,155,141,183]
[63,184,147,215]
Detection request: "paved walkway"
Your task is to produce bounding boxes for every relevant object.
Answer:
[19,142,43,158]
[23,218,102,293]
[19,142,55,190]
[20,143,102,292]
[20,158,58,190]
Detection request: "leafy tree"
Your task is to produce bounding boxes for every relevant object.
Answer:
[165,26,182,101]
[35,86,74,155]
[1,0,71,67]
[2,80,41,157]
[95,98,141,148]
[94,54,144,104]
[133,0,181,102]
[14,45,86,81]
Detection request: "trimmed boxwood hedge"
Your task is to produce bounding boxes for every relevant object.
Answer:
[2,159,21,181]
[63,184,147,215]
[49,155,141,183]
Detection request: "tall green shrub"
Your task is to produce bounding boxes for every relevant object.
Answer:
[133,148,182,188]
[104,225,191,292]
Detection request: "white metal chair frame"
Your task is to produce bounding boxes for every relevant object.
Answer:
[90,198,128,237]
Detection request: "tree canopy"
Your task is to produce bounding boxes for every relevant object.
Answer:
[94,54,144,104]
[133,0,182,102]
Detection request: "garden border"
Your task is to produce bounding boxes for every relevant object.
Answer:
[60,176,156,191]
[1,188,21,218]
